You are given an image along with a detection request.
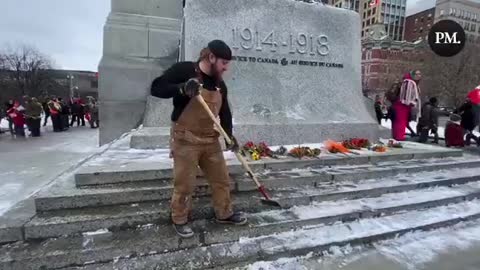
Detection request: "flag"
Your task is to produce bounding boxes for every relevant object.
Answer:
[369,0,379,6]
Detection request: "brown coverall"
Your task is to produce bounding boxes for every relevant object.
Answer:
[170,87,233,225]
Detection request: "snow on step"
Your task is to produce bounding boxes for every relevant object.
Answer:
[253,181,480,225]
[302,167,480,194]
[238,199,480,255]
[240,219,480,270]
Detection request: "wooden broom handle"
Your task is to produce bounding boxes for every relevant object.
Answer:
[196,95,264,188]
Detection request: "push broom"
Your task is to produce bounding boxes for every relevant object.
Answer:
[196,95,281,208]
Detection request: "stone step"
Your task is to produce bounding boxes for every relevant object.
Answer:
[3,193,480,270]
[34,159,480,212]
[74,147,462,186]
[129,127,171,149]
[21,174,480,240]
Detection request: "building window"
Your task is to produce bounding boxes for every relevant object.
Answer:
[440,10,445,16]
[420,17,424,23]
[364,2,367,9]
[363,12,366,19]
[413,28,417,33]
[91,80,98,89]
[373,7,376,14]
[450,8,454,15]
[372,18,376,24]
[363,21,365,27]
[427,24,431,28]
[368,10,371,17]
[419,27,423,33]
[415,18,418,24]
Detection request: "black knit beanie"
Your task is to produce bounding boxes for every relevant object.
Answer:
[208,40,232,60]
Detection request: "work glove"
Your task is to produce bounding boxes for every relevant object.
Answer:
[182,78,201,98]
[226,136,240,152]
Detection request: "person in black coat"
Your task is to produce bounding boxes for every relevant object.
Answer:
[455,99,479,146]
[4,100,15,136]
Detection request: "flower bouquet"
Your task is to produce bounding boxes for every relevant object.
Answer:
[342,138,371,150]
[369,144,387,152]
[288,146,321,159]
[387,139,403,148]
[241,141,275,160]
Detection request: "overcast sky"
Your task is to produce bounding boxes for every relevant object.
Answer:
[0,0,437,72]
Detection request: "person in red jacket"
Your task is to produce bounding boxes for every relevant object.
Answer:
[7,104,26,138]
[445,114,464,147]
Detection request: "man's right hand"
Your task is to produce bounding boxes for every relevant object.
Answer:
[183,78,201,98]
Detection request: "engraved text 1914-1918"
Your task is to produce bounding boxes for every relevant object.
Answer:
[231,28,330,56]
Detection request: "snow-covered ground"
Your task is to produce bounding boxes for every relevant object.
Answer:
[0,126,102,216]
[240,219,480,270]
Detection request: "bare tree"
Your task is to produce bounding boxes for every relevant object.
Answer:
[1,44,54,97]
[422,43,480,108]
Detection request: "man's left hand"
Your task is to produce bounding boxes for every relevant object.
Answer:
[226,136,239,152]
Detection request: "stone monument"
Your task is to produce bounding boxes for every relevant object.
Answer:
[107,0,385,148]
[98,0,183,145]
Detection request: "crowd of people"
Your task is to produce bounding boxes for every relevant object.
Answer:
[374,70,480,147]
[1,95,99,139]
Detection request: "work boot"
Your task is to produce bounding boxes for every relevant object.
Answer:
[216,212,248,225]
[173,223,194,238]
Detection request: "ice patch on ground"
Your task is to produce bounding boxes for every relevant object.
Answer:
[82,228,110,236]
[0,183,24,215]
[240,212,480,270]
[374,220,480,270]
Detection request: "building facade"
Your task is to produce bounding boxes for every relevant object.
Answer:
[331,0,407,41]
[404,7,436,42]
[331,0,360,11]
[361,24,427,97]
[435,0,480,43]
[48,70,99,99]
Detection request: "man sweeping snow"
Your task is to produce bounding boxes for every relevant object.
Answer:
[151,40,247,238]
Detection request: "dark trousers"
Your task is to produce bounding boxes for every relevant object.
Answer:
[14,125,25,137]
[71,114,85,126]
[29,118,41,137]
[8,119,14,135]
[465,130,479,146]
[52,114,62,132]
[43,113,50,126]
[419,126,439,143]
[89,119,99,128]
[62,115,69,130]
[407,124,417,136]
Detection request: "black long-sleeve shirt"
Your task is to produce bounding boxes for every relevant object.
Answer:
[151,61,233,137]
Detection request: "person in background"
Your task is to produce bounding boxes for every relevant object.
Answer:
[7,103,26,138]
[86,96,99,128]
[70,98,86,127]
[58,98,70,131]
[445,114,464,147]
[374,95,384,125]
[25,97,43,137]
[48,96,63,132]
[392,70,421,141]
[455,98,479,146]
[418,97,440,144]
[22,96,32,133]
[4,100,15,136]
[42,97,51,126]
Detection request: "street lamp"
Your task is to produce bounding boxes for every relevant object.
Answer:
[67,75,75,100]
[73,86,79,98]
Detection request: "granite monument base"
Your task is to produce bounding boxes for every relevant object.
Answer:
[130,122,389,149]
